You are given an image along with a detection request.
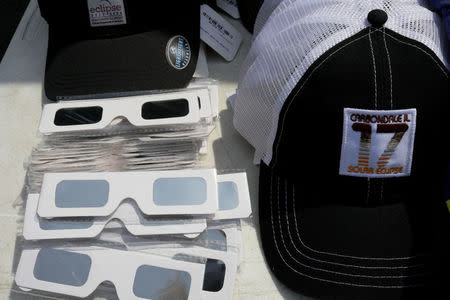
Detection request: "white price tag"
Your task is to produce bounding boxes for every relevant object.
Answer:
[216,0,240,19]
[200,4,242,62]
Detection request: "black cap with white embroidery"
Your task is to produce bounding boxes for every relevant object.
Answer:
[233,0,450,298]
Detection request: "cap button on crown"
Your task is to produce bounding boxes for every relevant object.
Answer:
[368,9,388,28]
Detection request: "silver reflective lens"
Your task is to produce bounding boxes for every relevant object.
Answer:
[34,249,91,286]
[153,178,207,206]
[205,230,227,252]
[218,181,239,210]
[55,180,109,208]
[133,265,191,300]
[39,217,94,230]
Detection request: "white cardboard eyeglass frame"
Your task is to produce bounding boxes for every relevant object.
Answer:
[154,246,238,300]
[24,195,207,240]
[37,169,218,218]
[39,89,213,134]
[121,226,242,300]
[214,172,252,221]
[25,173,252,240]
[15,247,204,300]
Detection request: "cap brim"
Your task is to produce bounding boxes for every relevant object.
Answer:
[44,28,199,100]
[258,162,450,299]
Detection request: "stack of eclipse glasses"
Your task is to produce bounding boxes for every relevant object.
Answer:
[16,83,253,299]
[25,83,219,193]
[17,169,251,299]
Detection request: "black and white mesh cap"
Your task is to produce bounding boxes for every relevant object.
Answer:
[38,0,200,100]
[233,0,450,299]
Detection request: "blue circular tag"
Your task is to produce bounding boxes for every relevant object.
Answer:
[166,35,191,70]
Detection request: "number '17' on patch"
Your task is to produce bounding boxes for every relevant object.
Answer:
[339,108,417,178]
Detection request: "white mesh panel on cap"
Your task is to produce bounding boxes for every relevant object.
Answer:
[253,0,288,37]
[239,0,356,84]
[233,0,448,166]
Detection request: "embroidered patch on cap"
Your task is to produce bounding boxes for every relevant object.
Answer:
[339,108,417,178]
[87,0,127,27]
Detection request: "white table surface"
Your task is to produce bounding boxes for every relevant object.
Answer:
[0,1,310,299]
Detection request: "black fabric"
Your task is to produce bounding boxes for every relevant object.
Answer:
[259,26,450,299]
[259,164,449,300]
[38,0,200,100]
[204,0,220,11]
[237,0,264,33]
[38,1,191,36]
[367,9,388,28]
[0,0,30,63]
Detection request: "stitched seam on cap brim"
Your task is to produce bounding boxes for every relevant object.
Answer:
[284,180,427,268]
[272,175,428,280]
[268,169,427,288]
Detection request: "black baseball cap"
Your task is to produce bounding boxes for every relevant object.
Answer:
[38,0,200,100]
[233,2,450,299]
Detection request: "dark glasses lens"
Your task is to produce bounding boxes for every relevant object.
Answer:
[141,99,189,120]
[202,259,226,292]
[34,249,91,287]
[133,265,191,300]
[54,107,103,126]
